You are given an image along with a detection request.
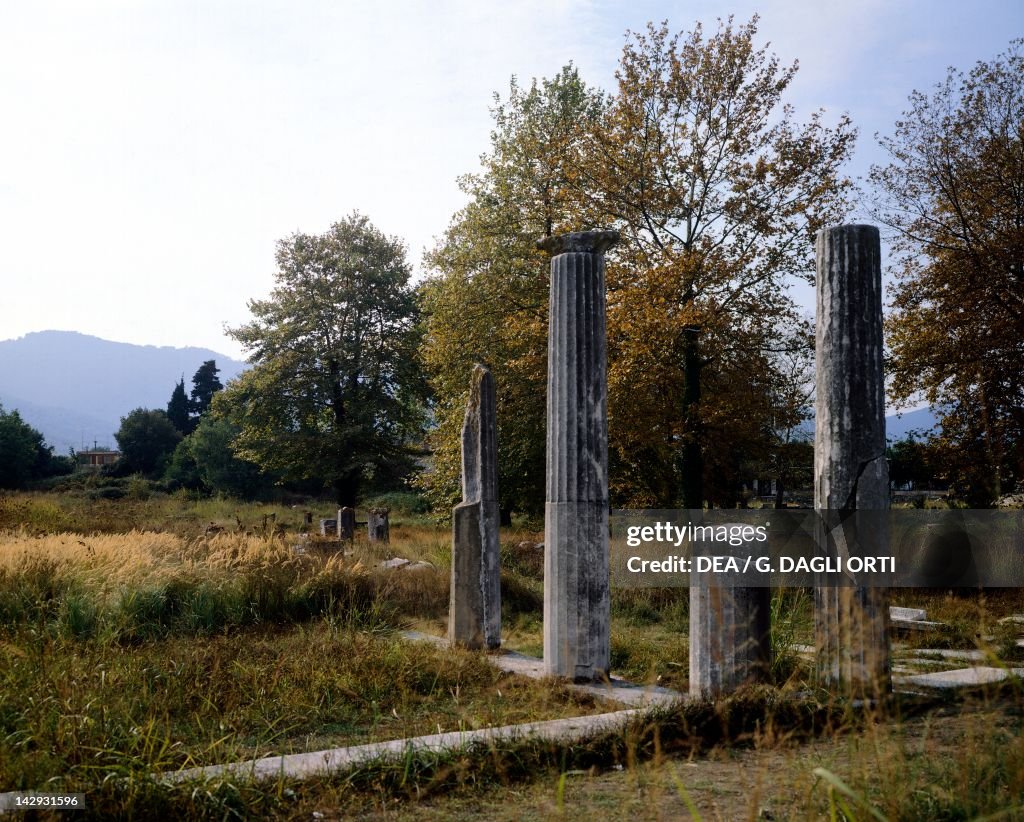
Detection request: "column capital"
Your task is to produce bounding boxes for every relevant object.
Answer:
[536,230,619,256]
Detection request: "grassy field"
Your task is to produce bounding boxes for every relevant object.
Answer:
[2,490,1023,819]
[335,697,1023,821]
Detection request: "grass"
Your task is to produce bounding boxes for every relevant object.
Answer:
[0,513,622,807]
[0,530,385,640]
[0,489,436,538]
[503,697,1023,822]
[25,687,1018,820]
[0,623,617,790]
[2,489,1024,818]
[21,686,847,819]
[890,588,1024,655]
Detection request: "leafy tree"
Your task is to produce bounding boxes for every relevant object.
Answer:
[166,377,192,434]
[419,66,603,516]
[887,435,934,491]
[190,360,223,417]
[421,19,854,512]
[163,438,204,491]
[583,17,855,507]
[0,405,53,488]
[220,212,425,505]
[164,417,269,498]
[115,408,182,476]
[189,418,269,498]
[870,40,1024,504]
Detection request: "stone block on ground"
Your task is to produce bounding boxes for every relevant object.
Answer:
[338,507,356,540]
[890,606,927,622]
[891,617,945,632]
[379,557,433,572]
[910,648,987,663]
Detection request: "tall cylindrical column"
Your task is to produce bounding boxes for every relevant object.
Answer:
[538,230,618,681]
[813,224,891,695]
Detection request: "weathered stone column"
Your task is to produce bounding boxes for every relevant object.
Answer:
[367,509,389,543]
[689,526,771,697]
[338,507,355,541]
[538,230,618,681]
[813,224,891,695]
[449,364,501,650]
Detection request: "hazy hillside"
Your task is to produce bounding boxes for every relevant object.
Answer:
[0,331,248,453]
[885,407,939,440]
[1,329,940,457]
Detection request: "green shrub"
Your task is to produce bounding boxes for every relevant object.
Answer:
[127,475,151,501]
[362,491,430,515]
[89,486,125,500]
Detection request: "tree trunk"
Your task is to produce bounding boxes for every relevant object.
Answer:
[978,381,1001,503]
[680,325,704,510]
[334,472,359,508]
[774,477,785,509]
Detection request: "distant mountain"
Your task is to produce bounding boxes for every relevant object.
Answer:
[0,331,248,454]
[886,407,939,441]
[0,330,941,457]
[0,392,123,456]
[774,406,939,443]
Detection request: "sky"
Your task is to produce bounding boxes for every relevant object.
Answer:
[1,0,1021,361]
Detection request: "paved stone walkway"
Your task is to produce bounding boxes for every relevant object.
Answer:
[162,708,650,784]
[401,630,681,707]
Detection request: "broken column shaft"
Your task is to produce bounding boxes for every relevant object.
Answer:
[813,224,891,695]
[689,526,771,697]
[449,364,501,649]
[538,230,618,680]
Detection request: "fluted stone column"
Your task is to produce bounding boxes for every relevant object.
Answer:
[689,527,771,697]
[813,224,891,695]
[449,364,501,650]
[538,230,618,681]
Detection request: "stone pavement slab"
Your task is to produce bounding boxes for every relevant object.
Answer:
[891,617,945,631]
[401,630,682,707]
[910,648,988,663]
[894,666,1024,691]
[890,607,927,622]
[161,709,649,785]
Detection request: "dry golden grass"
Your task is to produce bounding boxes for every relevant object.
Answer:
[0,530,367,592]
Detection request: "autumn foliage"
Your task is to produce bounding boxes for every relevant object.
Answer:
[420,17,850,514]
[872,40,1024,504]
